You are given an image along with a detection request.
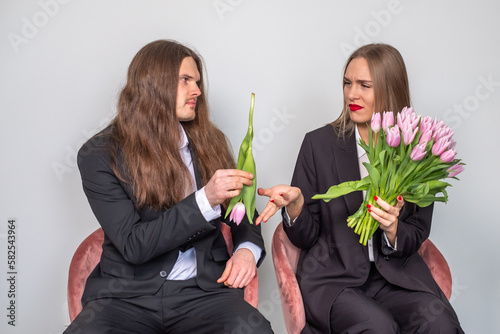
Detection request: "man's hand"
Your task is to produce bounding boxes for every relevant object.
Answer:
[217,248,256,288]
[204,169,254,207]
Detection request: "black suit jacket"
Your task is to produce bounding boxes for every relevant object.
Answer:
[283,125,441,334]
[77,127,265,305]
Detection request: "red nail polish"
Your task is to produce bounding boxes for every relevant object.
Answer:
[270,199,275,203]
[368,209,372,213]
[374,196,378,201]
[279,193,283,196]
[397,195,403,201]
[367,204,372,209]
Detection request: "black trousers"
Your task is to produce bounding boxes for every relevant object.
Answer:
[65,278,273,334]
[329,263,464,334]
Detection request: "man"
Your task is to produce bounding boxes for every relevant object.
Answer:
[65,40,273,334]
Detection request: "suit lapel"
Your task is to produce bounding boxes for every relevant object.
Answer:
[331,131,363,215]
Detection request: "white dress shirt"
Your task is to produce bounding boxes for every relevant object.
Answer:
[167,125,262,280]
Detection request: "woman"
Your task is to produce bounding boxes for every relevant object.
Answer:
[66,40,272,334]
[257,44,464,333]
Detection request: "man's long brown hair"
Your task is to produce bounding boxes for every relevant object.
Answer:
[332,43,411,137]
[109,40,235,211]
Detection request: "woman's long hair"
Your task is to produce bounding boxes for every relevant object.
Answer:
[109,40,234,210]
[332,43,411,137]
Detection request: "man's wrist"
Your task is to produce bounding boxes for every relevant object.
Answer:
[195,187,221,221]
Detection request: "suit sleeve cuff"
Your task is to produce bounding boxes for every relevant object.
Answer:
[195,187,221,222]
[381,232,397,255]
[282,207,298,227]
[234,241,263,264]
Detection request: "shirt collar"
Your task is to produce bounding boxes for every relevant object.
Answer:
[354,125,365,159]
[178,124,189,150]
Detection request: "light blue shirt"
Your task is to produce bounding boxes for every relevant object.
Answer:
[167,125,263,280]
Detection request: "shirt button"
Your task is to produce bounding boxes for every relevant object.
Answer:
[159,271,167,278]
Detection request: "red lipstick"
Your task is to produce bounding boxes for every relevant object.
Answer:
[349,104,362,111]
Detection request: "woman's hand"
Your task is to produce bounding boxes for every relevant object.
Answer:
[368,195,405,247]
[255,185,304,225]
[204,169,254,207]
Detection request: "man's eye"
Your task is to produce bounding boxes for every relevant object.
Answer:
[343,81,351,86]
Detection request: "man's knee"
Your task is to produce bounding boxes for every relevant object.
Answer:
[226,309,273,334]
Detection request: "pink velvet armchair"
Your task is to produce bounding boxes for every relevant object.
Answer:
[271,222,452,334]
[67,224,259,322]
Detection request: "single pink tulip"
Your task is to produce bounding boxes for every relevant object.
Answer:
[431,118,445,133]
[396,110,405,129]
[402,124,418,145]
[410,142,427,161]
[382,111,394,132]
[447,163,465,178]
[386,125,401,147]
[397,107,420,130]
[433,127,454,142]
[229,202,246,225]
[440,149,457,163]
[419,129,433,145]
[419,116,433,134]
[371,112,381,133]
[431,137,450,156]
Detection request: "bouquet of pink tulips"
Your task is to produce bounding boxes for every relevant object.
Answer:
[313,107,465,245]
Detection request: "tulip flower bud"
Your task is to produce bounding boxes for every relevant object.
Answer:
[382,111,394,132]
[229,202,246,225]
[419,116,433,134]
[440,149,457,163]
[370,112,381,133]
[431,137,450,156]
[386,125,401,147]
[419,129,433,145]
[410,142,427,161]
[402,124,418,145]
[447,163,465,178]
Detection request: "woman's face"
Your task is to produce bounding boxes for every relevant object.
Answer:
[343,57,375,125]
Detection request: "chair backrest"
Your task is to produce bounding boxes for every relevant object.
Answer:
[418,238,452,299]
[67,223,258,322]
[67,228,104,322]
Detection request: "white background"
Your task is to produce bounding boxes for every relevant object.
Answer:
[1,0,499,333]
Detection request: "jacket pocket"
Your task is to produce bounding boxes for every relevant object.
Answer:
[211,246,230,262]
[100,255,135,279]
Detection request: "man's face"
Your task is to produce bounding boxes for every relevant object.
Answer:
[176,57,201,122]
